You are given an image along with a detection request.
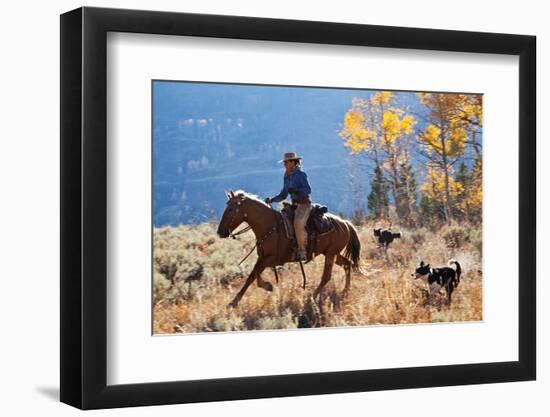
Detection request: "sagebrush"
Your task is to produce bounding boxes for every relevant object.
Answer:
[153,221,482,334]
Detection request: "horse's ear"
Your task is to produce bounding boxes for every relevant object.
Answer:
[229,190,235,198]
[225,190,230,200]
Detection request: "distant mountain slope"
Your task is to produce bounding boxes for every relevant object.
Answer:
[152,81,447,226]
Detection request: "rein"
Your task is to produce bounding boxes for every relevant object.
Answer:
[225,198,308,288]
[232,201,280,266]
[229,225,251,239]
[238,219,278,265]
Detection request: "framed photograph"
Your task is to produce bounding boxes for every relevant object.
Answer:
[60,6,536,409]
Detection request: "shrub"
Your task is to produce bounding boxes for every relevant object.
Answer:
[206,314,243,332]
[256,311,297,330]
[441,225,467,249]
[409,228,430,246]
[153,272,172,303]
[465,227,482,255]
[153,221,483,334]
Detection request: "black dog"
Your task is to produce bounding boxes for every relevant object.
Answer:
[412,259,462,304]
[374,228,401,249]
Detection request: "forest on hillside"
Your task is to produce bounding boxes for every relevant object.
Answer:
[339,91,482,226]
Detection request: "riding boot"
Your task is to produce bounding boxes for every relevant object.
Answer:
[295,249,307,262]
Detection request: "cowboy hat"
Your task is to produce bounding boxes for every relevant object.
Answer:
[278,152,303,163]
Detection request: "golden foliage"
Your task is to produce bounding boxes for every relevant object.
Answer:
[371,90,394,106]
[448,127,467,156]
[417,92,465,122]
[339,91,415,155]
[381,111,416,144]
[459,159,483,219]
[339,91,482,224]
[460,95,483,128]
[418,124,442,152]
[418,119,467,158]
[340,111,371,153]
[421,166,464,201]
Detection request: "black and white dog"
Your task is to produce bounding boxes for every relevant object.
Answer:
[411,259,462,304]
[374,228,401,250]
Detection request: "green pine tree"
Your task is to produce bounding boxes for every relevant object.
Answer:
[368,165,390,219]
[397,156,418,220]
[454,161,470,221]
[419,194,446,225]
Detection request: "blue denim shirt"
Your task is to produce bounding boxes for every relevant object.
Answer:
[271,167,311,203]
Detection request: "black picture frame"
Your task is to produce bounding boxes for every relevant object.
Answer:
[60,6,536,410]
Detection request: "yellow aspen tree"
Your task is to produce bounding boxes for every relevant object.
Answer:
[379,107,415,218]
[458,94,483,223]
[421,165,464,217]
[467,157,483,221]
[458,94,483,158]
[418,93,468,223]
[340,92,416,219]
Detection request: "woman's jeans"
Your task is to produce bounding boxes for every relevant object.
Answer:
[294,202,313,254]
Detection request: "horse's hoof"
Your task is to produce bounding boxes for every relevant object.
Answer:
[228,299,239,308]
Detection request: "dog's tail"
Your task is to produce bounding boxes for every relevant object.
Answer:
[344,221,366,275]
[448,259,462,284]
[392,232,402,239]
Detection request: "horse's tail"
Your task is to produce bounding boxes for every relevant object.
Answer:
[344,221,365,274]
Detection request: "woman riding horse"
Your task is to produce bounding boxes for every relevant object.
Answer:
[265,152,312,262]
[217,187,364,307]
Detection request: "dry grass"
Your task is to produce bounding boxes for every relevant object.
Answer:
[153,221,482,334]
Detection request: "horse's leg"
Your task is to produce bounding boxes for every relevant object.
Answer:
[313,254,335,300]
[273,267,280,285]
[229,260,265,307]
[335,254,352,294]
[257,256,277,292]
[257,272,274,292]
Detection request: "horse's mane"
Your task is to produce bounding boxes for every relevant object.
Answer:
[233,190,270,207]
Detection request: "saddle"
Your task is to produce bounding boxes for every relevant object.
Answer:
[279,202,334,240]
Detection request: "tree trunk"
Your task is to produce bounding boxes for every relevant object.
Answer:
[383,137,405,220]
[389,169,400,218]
[440,130,453,223]
[471,131,481,159]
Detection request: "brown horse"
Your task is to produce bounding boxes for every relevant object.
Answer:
[217,190,363,307]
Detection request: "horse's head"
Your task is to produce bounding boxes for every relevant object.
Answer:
[217,190,247,238]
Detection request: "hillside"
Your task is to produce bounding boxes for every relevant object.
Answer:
[152,82,440,226]
[153,221,482,334]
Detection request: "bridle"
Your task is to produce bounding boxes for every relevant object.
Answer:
[225,198,251,239]
[223,196,280,265]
